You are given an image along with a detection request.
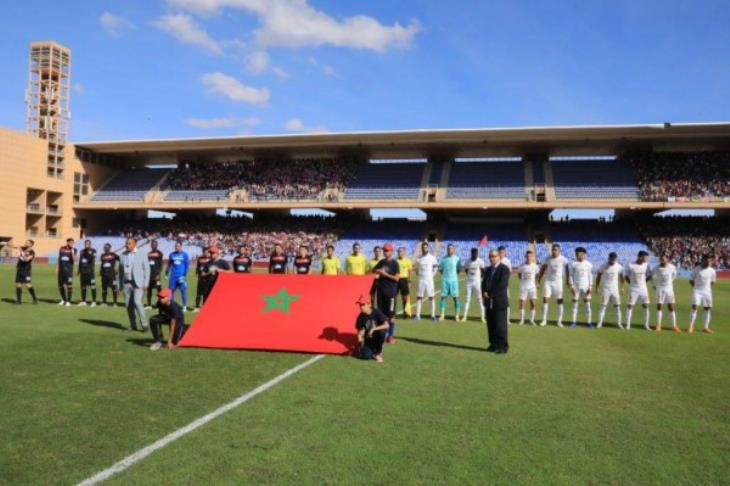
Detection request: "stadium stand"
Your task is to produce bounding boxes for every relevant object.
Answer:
[164,189,229,202]
[532,160,545,185]
[334,220,426,260]
[90,169,167,201]
[551,158,640,199]
[446,161,526,199]
[344,162,425,200]
[624,151,730,201]
[443,223,529,265]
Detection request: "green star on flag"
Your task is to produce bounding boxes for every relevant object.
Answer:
[261,288,299,314]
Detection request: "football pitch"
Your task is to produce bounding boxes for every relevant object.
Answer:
[1,264,728,485]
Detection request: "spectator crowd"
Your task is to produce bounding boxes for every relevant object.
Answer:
[624,151,730,201]
[164,159,358,200]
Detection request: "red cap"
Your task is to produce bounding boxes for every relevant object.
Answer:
[383,243,394,252]
[209,246,220,254]
[158,288,172,299]
[355,294,371,306]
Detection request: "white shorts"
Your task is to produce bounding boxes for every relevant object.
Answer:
[417,279,435,298]
[656,287,675,305]
[692,290,713,307]
[600,288,621,306]
[543,281,563,299]
[628,288,650,306]
[520,285,537,300]
[466,280,482,295]
[572,286,592,301]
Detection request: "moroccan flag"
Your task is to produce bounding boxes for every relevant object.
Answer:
[179,273,374,355]
[478,234,489,247]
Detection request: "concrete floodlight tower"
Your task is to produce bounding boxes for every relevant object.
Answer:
[25,40,71,179]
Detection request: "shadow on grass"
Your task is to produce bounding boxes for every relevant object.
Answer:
[398,336,486,353]
[79,318,127,331]
[126,337,155,347]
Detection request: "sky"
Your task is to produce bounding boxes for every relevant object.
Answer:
[0,0,728,143]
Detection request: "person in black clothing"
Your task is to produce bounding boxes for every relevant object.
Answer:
[482,249,511,354]
[146,239,164,307]
[194,248,212,310]
[57,238,76,306]
[269,243,288,274]
[149,288,188,351]
[292,245,312,274]
[233,245,252,273]
[354,295,389,362]
[78,239,98,306]
[14,239,38,304]
[372,242,400,344]
[201,246,231,301]
[99,243,120,306]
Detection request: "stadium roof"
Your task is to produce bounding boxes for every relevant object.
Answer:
[75,122,730,159]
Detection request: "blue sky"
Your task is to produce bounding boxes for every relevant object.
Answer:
[0,0,728,143]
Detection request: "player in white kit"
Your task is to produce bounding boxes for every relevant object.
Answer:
[462,247,486,323]
[651,254,679,332]
[688,255,717,334]
[517,250,540,325]
[498,246,513,322]
[568,247,594,328]
[537,243,569,327]
[625,250,652,331]
[414,242,438,321]
[595,252,623,329]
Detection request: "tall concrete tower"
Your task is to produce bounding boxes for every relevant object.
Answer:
[25,40,71,179]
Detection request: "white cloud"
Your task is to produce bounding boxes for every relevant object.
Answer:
[153,13,223,54]
[245,50,270,75]
[201,72,270,105]
[307,57,340,78]
[99,12,134,36]
[184,116,260,129]
[166,0,421,52]
[272,66,290,79]
[73,83,85,94]
[283,117,327,133]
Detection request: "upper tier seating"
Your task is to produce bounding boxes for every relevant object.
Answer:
[551,160,639,199]
[91,169,167,201]
[446,162,526,199]
[343,163,425,200]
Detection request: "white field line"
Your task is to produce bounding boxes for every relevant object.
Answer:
[77,354,326,486]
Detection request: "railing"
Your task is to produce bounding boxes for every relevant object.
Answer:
[27,203,42,212]
[47,206,62,216]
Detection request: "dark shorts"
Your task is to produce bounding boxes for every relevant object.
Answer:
[377,291,396,319]
[58,271,73,286]
[149,274,162,288]
[397,278,410,296]
[101,273,117,288]
[15,269,31,284]
[80,273,96,286]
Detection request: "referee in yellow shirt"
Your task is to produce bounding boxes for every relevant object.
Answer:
[321,245,341,275]
[396,246,414,318]
[345,243,367,275]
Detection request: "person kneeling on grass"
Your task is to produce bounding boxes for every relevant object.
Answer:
[355,295,389,363]
[149,288,187,351]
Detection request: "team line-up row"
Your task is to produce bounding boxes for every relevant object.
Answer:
[11,238,718,334]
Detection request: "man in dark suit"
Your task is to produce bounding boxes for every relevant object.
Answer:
[482,249,511,354]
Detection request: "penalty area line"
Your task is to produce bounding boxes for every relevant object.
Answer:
[77,353,326,486]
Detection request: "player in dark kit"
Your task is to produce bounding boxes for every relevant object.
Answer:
[78,239,98,306]
[372,243,401,344]
[269,243,288,274]
[194,248,212,311]
[201,246,231,301]
[99,243,120,306]
[57,238,76,306]
[14,239,38,304]
[292,246,312,275]
[146,239,164,308]
[233,245,252,273]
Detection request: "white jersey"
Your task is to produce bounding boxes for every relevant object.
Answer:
[690,266,716,292]
[627,262,650,290]
[519,263,540,289]
[652,263,677,289]
[543,255,568,283]
[598,262,623,292]
[569,260,593,289]
[416,254,438,282]
[500,256,512,271]
[465,258,485,283]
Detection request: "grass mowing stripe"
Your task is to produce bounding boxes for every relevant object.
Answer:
[77,354,325,486]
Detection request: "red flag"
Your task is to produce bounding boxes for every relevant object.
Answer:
[478,234,489,247]
[179,273,374,355]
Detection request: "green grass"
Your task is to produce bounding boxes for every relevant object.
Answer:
[1,264,728,485]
